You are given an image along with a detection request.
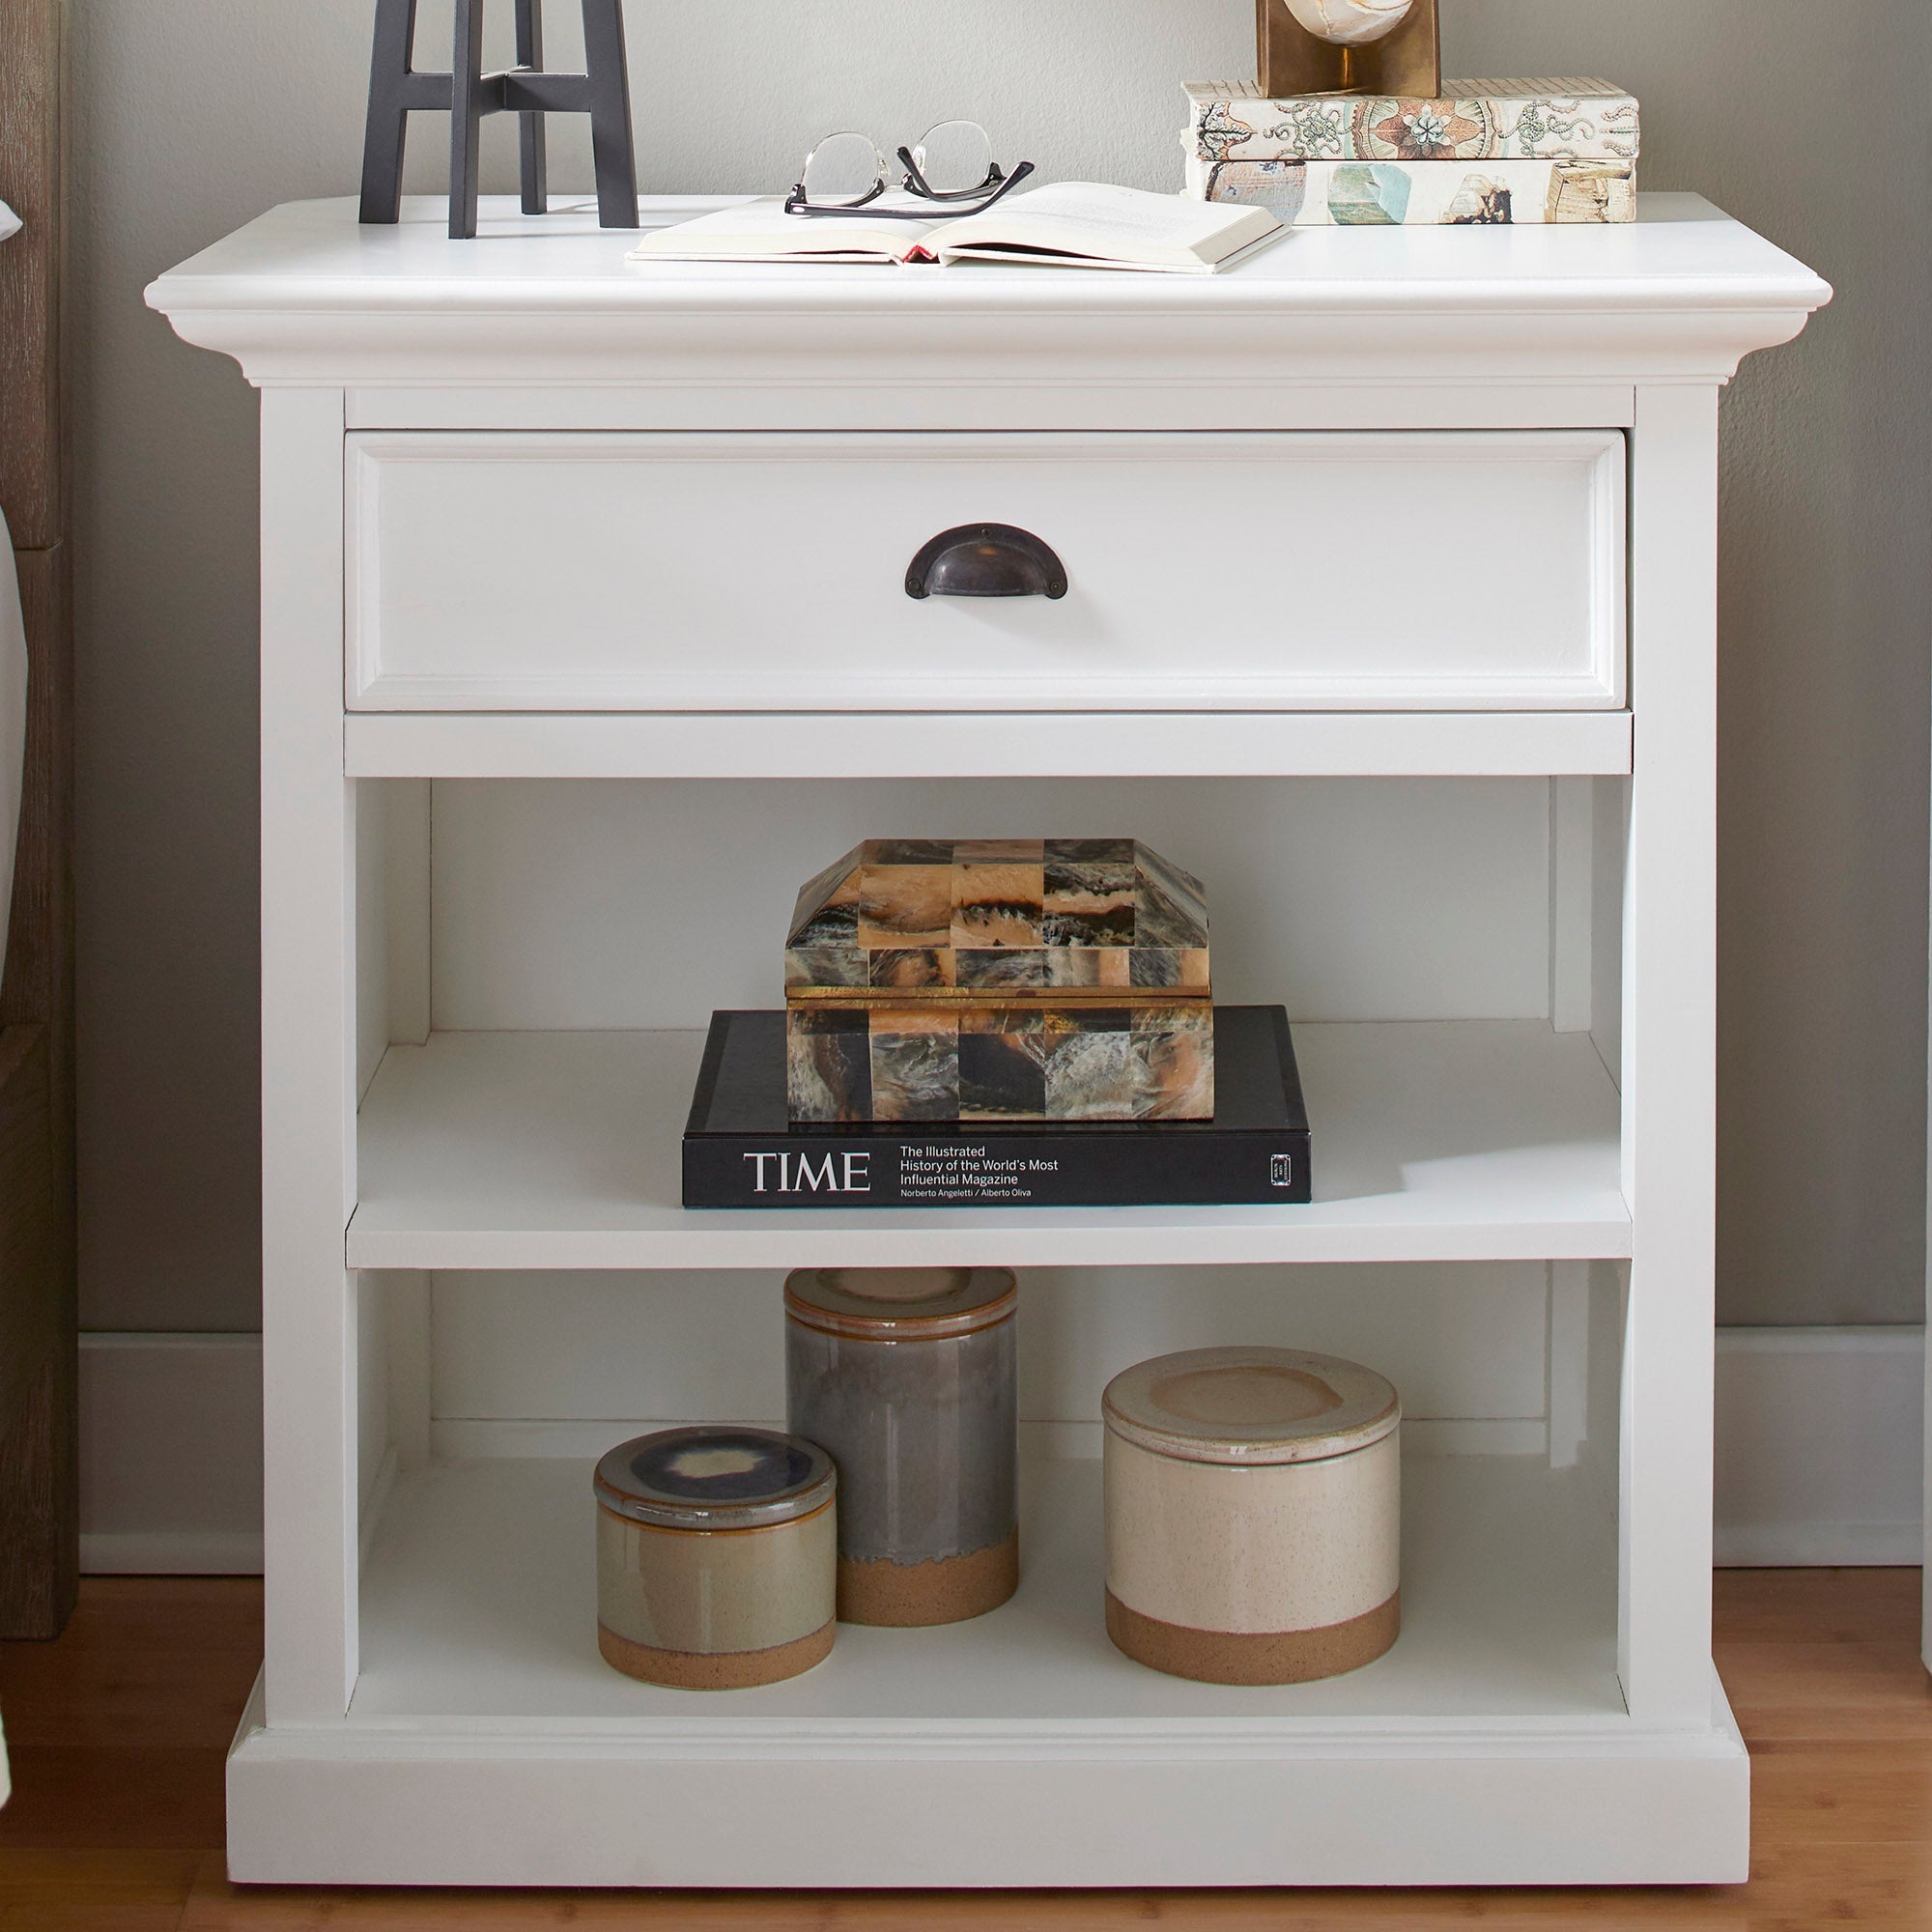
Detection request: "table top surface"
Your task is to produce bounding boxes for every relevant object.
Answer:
[148,191,1830,320]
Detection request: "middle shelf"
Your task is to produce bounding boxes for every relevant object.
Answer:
[350,1019,1627,1270]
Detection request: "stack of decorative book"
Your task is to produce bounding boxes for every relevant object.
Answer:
[1182,77,1638,225]
[682,837,1314,1209]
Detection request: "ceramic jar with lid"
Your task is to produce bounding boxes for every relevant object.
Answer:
[593,1425,837,1690]
[1102,1345,1401,1685]
[784,1265,1018,1626]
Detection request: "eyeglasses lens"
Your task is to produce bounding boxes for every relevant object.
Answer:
[800,132,889,208]
[913,121,995,195]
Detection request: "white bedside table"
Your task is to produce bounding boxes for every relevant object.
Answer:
[148,193,1827,1889]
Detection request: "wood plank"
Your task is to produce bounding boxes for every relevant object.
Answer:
[1719,1639,1932,1742]
[1713,1567,1923,1644]
[171,1875,1747,1930]
[0,1638,263,1749]
[1,540,72,1038]
[0,1746,229,1851]
[1748,1740,1932,1844]
[0,1587,262,1762]
[0,503,75,1647]
[0,1849,199,1930]
[0,0,76,1649]
[0,540,77,1634]
[0,1020,70,1637]
[33,1576,263,1657]
[0,0,62,549]
[1740,1840,1932,1930]
[160,1851,1932,1931]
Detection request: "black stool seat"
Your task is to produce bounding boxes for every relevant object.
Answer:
[360,0,638,239]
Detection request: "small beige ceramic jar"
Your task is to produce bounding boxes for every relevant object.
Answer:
[1102,1346,1400,1686]
[593,1425,837,1690]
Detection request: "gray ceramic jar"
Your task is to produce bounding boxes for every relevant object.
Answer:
[784,1265,1018,1626]
[593,1425,837,1690]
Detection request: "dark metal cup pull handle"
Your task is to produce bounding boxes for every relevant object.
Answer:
[906,525,1068,600]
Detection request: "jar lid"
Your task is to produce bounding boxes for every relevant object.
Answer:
[783,1265,1017,1340]
[593,1426,836,1530]
[1102,1347,1400,1465]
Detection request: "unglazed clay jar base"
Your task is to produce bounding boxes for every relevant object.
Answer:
[837,1530,1019,1627]
[598,1618,835,1690]
[1105,1588,1401,1686]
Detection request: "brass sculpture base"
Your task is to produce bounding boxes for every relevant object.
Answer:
[1255,0,1441,98]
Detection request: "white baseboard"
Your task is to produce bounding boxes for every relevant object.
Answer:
[79,1324,1926,1575]
[1714,1326,1923,1566]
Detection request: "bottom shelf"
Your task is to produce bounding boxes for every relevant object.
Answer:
[225,1451,1747,1886]
[350,1451,1621,1727]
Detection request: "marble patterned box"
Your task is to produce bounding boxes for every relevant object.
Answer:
[1184,78,1639,165]
[785,838,1213,1123]
[1186,154,1636,225]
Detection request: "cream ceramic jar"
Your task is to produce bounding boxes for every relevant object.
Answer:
[1102,1346,1400,1685]
[593,1425,837,1690]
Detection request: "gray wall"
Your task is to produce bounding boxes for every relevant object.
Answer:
[72,1,1929,1332]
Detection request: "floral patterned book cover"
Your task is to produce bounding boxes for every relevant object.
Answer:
[1184,153,1636,225]
[1184,78,1639,165]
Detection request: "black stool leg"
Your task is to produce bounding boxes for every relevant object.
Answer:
[581,0,639,228]
[515,0,549,215]
[359,0,419,223]
[448,0,487,240]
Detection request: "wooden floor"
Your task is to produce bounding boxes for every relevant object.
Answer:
[0,1569,1926,1926]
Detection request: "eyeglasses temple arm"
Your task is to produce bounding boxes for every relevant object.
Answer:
[898,150,1033,206]
[968,159,1034,213]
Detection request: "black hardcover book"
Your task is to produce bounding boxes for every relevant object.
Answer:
[683,1006,1311,1209]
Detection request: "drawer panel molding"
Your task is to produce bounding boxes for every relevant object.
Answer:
[347,430,1627,714]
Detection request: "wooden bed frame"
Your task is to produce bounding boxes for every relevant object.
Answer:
[0,0,77,1639]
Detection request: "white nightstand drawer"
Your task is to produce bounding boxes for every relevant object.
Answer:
[346,430,1626,712]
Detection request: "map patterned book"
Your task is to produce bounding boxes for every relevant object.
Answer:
[1187,154,1635,226]
[1184,78,1639,166]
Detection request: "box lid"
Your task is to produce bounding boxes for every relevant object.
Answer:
[593,1425,836,1529]
[1103,1347,1400,1465]
[784,1265,1017,1339]
[786,838,1208,1000]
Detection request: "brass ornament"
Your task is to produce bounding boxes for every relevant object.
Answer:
[1256,0,1441,98]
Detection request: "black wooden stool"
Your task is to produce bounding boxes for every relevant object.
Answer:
[359,0,638,239]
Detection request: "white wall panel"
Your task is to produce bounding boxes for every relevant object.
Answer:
[428,776,1553,1031]
[428,1263,1551,1429]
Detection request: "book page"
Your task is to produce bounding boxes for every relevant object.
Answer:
[935,229,1286,276]
[924,183,1278,269]
[629,198,935,265]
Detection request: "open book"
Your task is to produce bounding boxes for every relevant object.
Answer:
[628,183,1282,275]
